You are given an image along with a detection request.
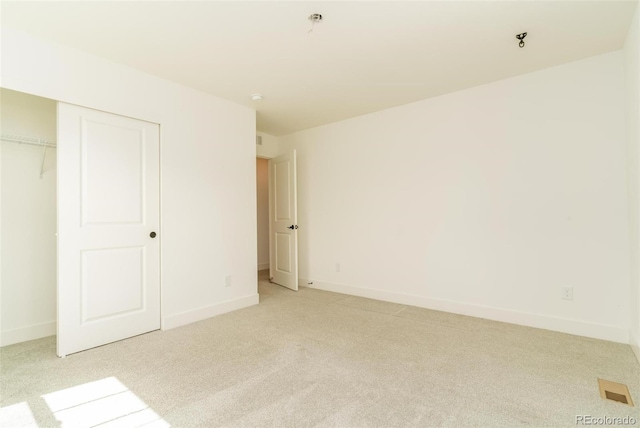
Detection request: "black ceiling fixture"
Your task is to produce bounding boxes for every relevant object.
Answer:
[308,13,323,33]
[516,32,528,48]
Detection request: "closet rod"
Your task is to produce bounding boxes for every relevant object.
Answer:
[1,133,56,178]
[1,133,56,148]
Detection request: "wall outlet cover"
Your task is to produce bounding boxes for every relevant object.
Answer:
[561,286,573,300]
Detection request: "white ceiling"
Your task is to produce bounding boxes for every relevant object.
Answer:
[2,1,637,135]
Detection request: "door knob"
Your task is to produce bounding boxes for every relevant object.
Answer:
[150,232,157,238]
[287,225,299,230]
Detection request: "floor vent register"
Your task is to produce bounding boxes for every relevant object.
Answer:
[598,378,634,406]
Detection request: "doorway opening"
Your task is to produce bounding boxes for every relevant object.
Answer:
[256,157,270,279]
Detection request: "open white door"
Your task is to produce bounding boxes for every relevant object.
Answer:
[57,103,160,357]
[269,150,298,290]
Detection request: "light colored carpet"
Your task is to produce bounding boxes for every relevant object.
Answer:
[1,271,639,427]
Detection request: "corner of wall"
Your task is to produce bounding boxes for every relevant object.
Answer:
[624,2,640,358]
[631,329,640,364]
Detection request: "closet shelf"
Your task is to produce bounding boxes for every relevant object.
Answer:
[1,133,56,147]
[1,133,56,178]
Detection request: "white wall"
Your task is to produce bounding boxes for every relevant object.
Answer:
[0,27,258,338]
[256,158,269,270]
[256,132,279,159]
[0,89,57,345]
[280,51,630,343]
[625,6,640,362]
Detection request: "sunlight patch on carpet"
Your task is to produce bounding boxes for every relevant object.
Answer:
[41,377,169,427]
[0,402,38,427]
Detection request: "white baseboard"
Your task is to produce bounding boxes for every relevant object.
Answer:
[631,329,640,365]
[1,321,56,347]
[162,294,259,330]
[302,279,629,344]
[257,262,269,271]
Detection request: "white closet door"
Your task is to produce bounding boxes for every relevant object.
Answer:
[57,103,160,357]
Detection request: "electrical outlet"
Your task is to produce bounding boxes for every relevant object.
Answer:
[225,275,232,287]
[561,286,573,300]
[336,263,341,273]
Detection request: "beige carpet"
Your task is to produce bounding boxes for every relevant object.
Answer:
[1,271,639,427]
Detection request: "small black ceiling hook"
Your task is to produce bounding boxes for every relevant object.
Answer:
[516,32,527,48]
